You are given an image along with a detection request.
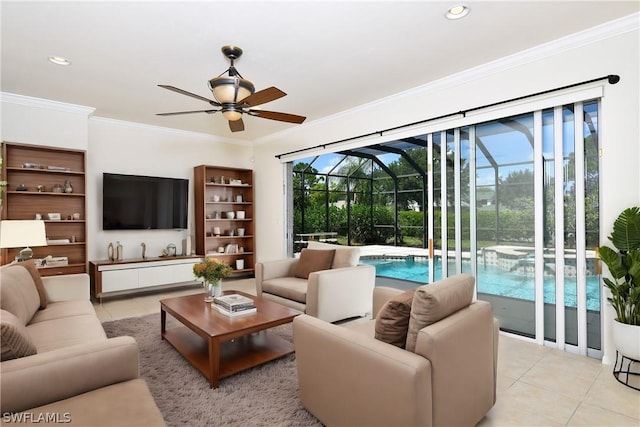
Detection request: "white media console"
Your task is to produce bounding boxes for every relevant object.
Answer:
[90,256,203,301]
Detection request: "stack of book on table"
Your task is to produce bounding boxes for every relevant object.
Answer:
[213,294,256,316]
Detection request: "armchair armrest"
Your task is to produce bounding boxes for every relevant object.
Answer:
[42,273,90,302]
[1,336,139,413]
[306,264,375,323]
[255,259,298,296]
[414,301,497,427]
[293,314,432,427]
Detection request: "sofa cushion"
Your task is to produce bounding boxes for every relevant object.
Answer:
[29,300,97,324]
[27,314,107,352]
[405,274,475,352]
[374,289,416,348]
[294,249,336,279]
[0,264,42,325]
[0,309,38,361]
[17,261,47,309]
[262,277,309,304]
[307,241,361,268]
[21,379,166,427]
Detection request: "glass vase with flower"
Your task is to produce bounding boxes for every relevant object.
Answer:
[193,258,233,302]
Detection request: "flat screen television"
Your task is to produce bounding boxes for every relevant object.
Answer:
[102,173,189,230]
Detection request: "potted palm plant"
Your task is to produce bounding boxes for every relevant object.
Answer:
[598,206,640,359]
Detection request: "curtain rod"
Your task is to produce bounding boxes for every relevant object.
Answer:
[275,74,620,159]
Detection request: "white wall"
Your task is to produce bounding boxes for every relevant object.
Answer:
[0,98,253,262]
[0,94,93,150]
[252,20,640,364]
[87,118,253,261]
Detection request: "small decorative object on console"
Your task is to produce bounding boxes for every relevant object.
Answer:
[116,241,123,261]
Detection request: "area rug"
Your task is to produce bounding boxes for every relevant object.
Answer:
[102,314,322,427]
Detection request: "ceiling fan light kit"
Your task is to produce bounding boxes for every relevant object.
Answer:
[158,45,306,132]
[208,76,255,105]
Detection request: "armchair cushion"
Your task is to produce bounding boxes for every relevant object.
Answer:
[17,261,47,309]
[406,274,475,352]
[374,289,415,347]
[261,277,309,304]
[294,249,335,279]
[0,264,41,325]
[0,310,37,361]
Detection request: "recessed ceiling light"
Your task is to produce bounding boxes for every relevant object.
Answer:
[445,5,470,20]
[48,56,71,66]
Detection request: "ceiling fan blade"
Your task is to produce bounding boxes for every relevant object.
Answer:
[156,109,218,116]
[229,118,245,132]
[158,85,220,106]
[241,87,286,107]
[250,110,306,124]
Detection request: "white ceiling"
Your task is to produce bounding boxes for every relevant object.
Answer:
[2,1,638,143]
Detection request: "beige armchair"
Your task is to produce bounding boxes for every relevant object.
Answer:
[255,242,375,323]
[293,275,499,427]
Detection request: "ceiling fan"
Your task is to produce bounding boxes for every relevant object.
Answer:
[157,45,306,132]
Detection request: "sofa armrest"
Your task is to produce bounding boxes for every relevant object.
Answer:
[293,314,433,427]
[1,336,139,413]
[306,264,375,323]
[42,273,90,302]
[255,259,298,296]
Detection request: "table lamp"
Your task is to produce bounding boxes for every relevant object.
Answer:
[0,220,47,262]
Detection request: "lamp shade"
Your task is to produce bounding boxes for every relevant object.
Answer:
[0,220,47,248]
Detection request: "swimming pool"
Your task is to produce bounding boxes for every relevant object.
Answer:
[360,256,601,311]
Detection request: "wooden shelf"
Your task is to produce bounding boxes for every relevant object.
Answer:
[194,165,255,278]
[1,142,88,276]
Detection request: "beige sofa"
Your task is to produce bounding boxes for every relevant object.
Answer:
[256,242,375,323]
[0,263,165,426]
[293,274,499,427]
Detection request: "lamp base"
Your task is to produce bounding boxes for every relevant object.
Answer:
[17,246,34,262]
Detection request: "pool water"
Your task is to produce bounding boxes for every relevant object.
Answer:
[361,257,601,311]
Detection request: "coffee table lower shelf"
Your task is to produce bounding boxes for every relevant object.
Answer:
[162,325,294,387]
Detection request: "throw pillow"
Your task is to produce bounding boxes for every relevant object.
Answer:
[0,309,38,361]
[374,289,416,348]
[0,264,42,325]
[294,249,336,279]
[405,274,475,352]
[306,241,361,268]
[17,261,47,309]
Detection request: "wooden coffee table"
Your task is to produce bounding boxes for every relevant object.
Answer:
[160,291,301,388]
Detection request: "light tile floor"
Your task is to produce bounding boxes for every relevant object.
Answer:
[95,278,640,427]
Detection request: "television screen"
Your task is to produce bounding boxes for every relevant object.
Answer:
[102,173,188,230]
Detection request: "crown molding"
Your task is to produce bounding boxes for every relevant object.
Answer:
[0,92,95,115]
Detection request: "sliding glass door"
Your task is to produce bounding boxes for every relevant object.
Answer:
[429,101,600,354]
[290,98,602,355]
